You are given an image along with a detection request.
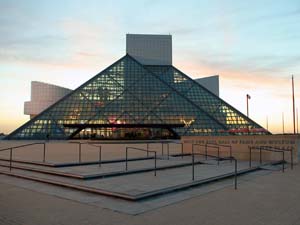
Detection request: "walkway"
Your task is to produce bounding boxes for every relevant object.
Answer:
[0,165,299,225]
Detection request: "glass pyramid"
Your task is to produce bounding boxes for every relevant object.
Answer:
[6,54,269,140]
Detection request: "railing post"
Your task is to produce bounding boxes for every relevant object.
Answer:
[9,148,12,171]
[99,146,102,167]
[249,146,252,168]
[147,143,149,157]
[230,146,232,163]
[79,143,82,163]
[154,152,157,176]
[181,143,183,158]
[192,145,195,181]
[234,158,237,190]
[161,143,164,156]
[217,147,220,166]
[205,144,208,160]
[43,143,46,163]
[282,151,285,173]
[259,147,262,164]
[291,147,294,170]
[167,143,169,160]
[125,147,128,171]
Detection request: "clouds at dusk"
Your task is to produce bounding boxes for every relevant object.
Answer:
[0,0,299,133]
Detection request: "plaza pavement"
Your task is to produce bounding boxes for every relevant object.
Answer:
[0,165,299,224]
[0,141,299,225]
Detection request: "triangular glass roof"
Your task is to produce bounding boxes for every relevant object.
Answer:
[6,54,269,140]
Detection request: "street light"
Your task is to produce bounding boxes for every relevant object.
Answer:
[292,75,296,134]
[246,94,251,117]
[297,107,299,134]
[282,112,285,134]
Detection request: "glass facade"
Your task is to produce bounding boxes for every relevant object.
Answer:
[6,54,269,140]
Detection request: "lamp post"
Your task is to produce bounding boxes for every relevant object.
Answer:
[292,75,296,134]
[282,112,285,134]
[297,107,299,134]
[246,94,251,117]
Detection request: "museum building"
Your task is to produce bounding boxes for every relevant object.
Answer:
[5,34,269,140]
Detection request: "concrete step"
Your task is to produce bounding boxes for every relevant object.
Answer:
[0,159,284,201]
[0,165,261,201]
[0,159,204,180]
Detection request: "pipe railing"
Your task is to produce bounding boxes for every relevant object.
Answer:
[205,145,220,165]
[191,145,238,189]
[125,147,157,176]
[69,141,105,165]
[260,146,294,170]
[191,143,208,160]
[69,141,88,163]
[248,146,293,172]
[192,143,221,164]
[87,143,102,167]
[146,141,184,159]
[0,142,46,171]
[168,142,184,158]
[206,143,232,162]
[161,143,168,158]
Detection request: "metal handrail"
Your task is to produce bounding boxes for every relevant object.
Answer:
[248,146,292,172]
[69,141,104,165]
[168,142,184,158]
[69,141,89,163]
[87,143,102,167]
[125,147,157,176]
[192,143,220,164]
[192,145,238,189]
[205,145,220,165]
[0,142,46,171]
[146,141,184,159]
[191,143,208,159]
[206,143,232,162]
[260,146,293,169]
[159,142,170,158]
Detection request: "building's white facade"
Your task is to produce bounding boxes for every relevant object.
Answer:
[195,75,219,96]
[24,81,72,118]
[126,34,172,65]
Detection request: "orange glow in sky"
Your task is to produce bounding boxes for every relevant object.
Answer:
[0,0,299,134]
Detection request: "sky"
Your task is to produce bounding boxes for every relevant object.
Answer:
[0,0,299,134]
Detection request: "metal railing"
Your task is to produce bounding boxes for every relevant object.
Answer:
[260,146,294,170]
[87,143,102,167]
[248,146,293,172]
[192,143,220,164]
[161,143,169,159]
[69,141,104,165]
[206,143,232,162]
[146,141,184,159]
[125,147,157,176]
[191,145,238,189]
[191,143,207,158]
[0,142,46,171]
[168,142,184,158]
[69,141,87,163]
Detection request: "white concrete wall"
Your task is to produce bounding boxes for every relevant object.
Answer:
[24,81,72,117]
[195,75,219,96]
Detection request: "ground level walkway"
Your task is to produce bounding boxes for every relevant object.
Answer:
[0,163,300,225]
